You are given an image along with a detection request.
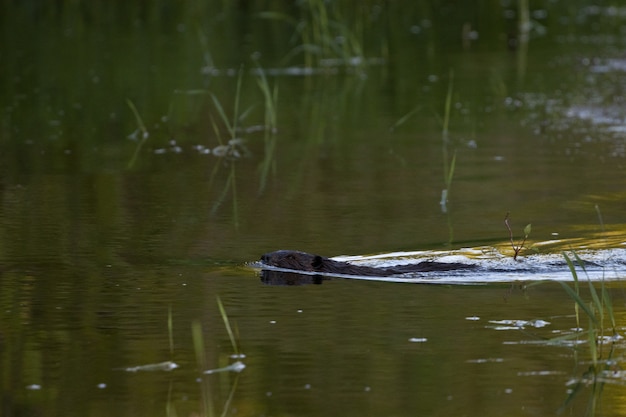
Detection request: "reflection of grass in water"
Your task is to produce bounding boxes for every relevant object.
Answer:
[162,297,244,417]
[207,69,246,228]
[126,99,150,169]
[216,295,242,357]
[259,0,365,69]
[167,63,278,224]
[255,65,279,194]
[390,69,458,244]
[189,296,243,417]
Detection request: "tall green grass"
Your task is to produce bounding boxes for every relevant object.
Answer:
[553,244,618,415]
[528,207,620,415]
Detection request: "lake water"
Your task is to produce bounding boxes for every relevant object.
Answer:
[2,2,626,416]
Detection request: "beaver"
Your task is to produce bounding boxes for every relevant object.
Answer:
[260,250,475,277]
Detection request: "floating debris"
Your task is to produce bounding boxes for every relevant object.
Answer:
[466,358,505,364]
[518,370,566,376]
[230,353,247,359]
[203,360,246,375]
[488,319,551,330]
[212,138,250,159]
[119,361,179,372]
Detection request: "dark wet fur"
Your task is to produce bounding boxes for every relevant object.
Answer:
[260,250,475,277]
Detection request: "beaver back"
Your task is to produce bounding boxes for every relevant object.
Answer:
[260,250,474,276]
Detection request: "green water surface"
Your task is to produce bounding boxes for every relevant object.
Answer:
[1,2,626,416]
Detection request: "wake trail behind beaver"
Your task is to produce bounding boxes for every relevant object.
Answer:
[254,247,626,284]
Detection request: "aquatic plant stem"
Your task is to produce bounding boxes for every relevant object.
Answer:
[438,69,457,245]
[442,69,453,140]
[504,212,531,260]
[440,69,455,214]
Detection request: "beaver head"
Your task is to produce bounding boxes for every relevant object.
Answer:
[260,250,326,272]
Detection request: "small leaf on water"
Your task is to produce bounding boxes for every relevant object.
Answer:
[523,223,532,236]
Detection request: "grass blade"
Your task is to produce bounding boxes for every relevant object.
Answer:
[389,105,421,131]
[563,252,581,329]
[216,295,239,356]
[126,99,149,169]
[232,67,244,138]
[256,69,279,194]
[602,286,616,329]
[210,170,233,215]
[192,320,207,371]
[442,69,454,139]
[126,98,148,134]
[572,252,604,327]
[563,252,579,282]
[168,305,174,358]
[588,317,598,367]
[445,150,457,189]
[557,377,585,414]
[210,93,233,137]
[557,281,599,327]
